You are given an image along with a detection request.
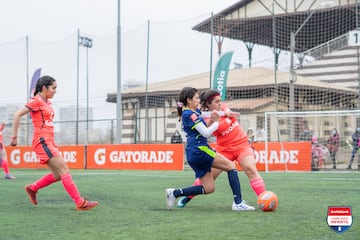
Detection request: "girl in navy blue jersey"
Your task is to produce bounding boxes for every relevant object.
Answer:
[165,87,254,211]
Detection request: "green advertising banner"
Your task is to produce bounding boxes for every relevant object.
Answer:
[212,51,233,101]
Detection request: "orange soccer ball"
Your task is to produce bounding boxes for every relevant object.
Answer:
[257,191,278,211]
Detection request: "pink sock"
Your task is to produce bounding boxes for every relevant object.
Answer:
[61,173,83,205]
[31,173,59,191]
[188,178,202,199]
[250,177,266,196]
[1,159,10,174]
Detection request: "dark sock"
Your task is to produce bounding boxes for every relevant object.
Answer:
[181,196,192,204]
[228,169,242,204]
[173,185,204,198]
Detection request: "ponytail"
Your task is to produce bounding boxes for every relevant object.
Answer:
[33,76,56,97]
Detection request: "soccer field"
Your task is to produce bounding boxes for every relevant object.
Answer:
[0,170,358,240]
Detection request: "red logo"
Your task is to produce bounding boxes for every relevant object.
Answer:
[190,113,198,122]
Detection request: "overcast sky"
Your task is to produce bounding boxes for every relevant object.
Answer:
[0,0,241,119]
[0,0,239,41]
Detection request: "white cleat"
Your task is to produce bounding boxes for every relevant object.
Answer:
[165,188,176,210]
[232,200,256,211]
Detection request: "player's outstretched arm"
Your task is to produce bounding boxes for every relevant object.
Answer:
[10,107,30,146]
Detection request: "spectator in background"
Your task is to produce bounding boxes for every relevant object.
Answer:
[247,127,256,150]
[327,128,339,169]
[170,130,183,144]
[299,125,312,141]
[311,136,328,170]
[0,122,16,179]
[348,127,360,169]
[255,125,265,141]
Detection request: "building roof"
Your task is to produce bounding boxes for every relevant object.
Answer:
[192,0,357,52]
[106,0,359,108]
[226,97,274,111]
[106,67,356,102]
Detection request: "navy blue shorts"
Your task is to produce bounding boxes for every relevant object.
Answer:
[186,145,216,179]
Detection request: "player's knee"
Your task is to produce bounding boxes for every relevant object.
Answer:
[205,186,215,194]
[203,183,215,194]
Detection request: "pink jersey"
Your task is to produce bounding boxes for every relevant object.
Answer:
[26,95,55,138]
[213,103,248,148]
[203,103,253,162]
[25,95,61,163]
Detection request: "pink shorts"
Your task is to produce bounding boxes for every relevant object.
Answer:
[215,144,254,163]
[33,137,61,164]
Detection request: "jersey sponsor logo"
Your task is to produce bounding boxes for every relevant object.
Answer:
[221,120,239,136]
[190,113,198,122]
[45,112,55,126]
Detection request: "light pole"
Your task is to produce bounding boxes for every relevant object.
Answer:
[289,0,333,111]
[116,0,122,144]
[79,35,93,145]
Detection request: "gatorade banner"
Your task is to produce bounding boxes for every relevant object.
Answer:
[7,143,309,171]
[239,142,312,171]
[86,144,184,170]
[7,144,184,170]
[7,145,85,169]
[212,51,233,101]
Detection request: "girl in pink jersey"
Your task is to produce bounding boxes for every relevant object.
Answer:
[10,76,98,210]
[177,89,266,208]
[0,122,16,179]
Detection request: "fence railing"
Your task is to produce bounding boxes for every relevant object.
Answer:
[300,31,350,61]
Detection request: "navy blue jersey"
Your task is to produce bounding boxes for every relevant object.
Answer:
[182,107,215,178]
[181,108,208,147]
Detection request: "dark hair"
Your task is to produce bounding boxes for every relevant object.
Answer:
[200,89,220,111]
[177,87,198,120]
[33,75,56,97]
